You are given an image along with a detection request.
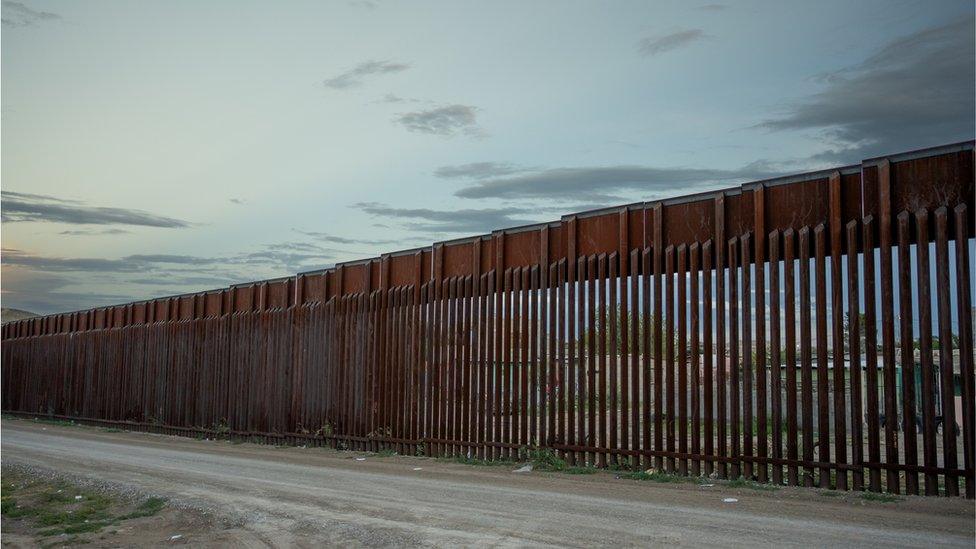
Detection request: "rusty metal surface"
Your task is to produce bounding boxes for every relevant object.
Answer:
[2,141,975,498]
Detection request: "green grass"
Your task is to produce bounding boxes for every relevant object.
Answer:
[819,490,842,497]
[29,418,77,428]
[619,470,697,483]
[373,449,396,458]
[2,471,168,540]
[436,455,517,467]
[724,478,780,491]
[562,466,597,475]
[2,497,38,519]
[606,462,636,472]
[860,492,902,503]
[117,497,166,520]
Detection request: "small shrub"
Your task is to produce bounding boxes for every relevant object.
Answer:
[212,419,230,438]
[528,449,566,472]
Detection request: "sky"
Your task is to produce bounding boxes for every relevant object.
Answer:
[1,0,974,315]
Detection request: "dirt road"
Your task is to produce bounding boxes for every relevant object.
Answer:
[2,419,972,547]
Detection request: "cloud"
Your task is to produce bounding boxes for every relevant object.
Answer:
[452,162,778,202]
[229,197,246,205]
[58,228,131,236]
[638,29,706,57]
[323,60,410,89]
[2,1,59,28]
[372,93,428,105]
[124,254,216,265]
[434,162,530,180]
[395,104,482,136]
[2,191,191,228]
[128,275,242,287]
[2,249,143,273]
[292,229,402,246]
[0,239,351,276]
[354,202,542,233]
[3,191,79,203]
[0,238,352,313]
[237,238,371,272]
[240,249,337,273]
[348,0,378,9]
[1,249,213,272]
[1,267,130,315]
[758,17,975,163]
[697,4,727,10]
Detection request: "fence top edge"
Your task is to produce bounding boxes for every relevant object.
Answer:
[8,139,975,330]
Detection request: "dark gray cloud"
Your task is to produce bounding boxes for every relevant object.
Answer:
[2,191,191,228]
[638,29,706,57]
[434,162,529,180]
[2,1,59,28]
[759,17,975,163]
[2,249,143,272]
[1,262,245,315]
[229,197,246,205]
[4,191,78,203]
[354,202,542,233]
[0,240,345,313]
[1,249,213,272]
[452,162,777,202]
[1,239,347,277]
[125,254,215,265]
[395,104,481,136]
[697,4,727,10]
[323,60,410,89]
[2,280,130,315]
[59,228,131,236]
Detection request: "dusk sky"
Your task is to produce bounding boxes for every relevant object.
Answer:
[2,0,974,314]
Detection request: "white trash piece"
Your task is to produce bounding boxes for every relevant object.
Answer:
[722,498,738,503]
[513,464,533,473]
[412,467,423,471]
[355,457,367,461]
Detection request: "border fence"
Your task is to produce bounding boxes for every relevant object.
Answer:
[3,141,974,497]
